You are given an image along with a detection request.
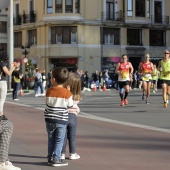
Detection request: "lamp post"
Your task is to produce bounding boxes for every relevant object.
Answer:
[21,44,30,61]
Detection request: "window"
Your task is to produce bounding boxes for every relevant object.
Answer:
[127,29,142,46]
[0,22,7,33]
[55,0,62,13]
[103,28,120,45]
[29,0,34,12]
[150,30,165,46]
[0,43,7,51]
[136,0,145,17]
[75,0,80,13]
[51,26,77,44]
[147,0,150,17]
[127,0,133,16]
[47,0,53,14]
[65,0,73,13]
[14,32,22,48]
[28,29,37,46]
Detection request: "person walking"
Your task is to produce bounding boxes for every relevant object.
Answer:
[115,54,134,106]
[158,49,170,107]
[0,50,21,170]
[61,72,81,160]
[138,54,154,104]
[12,66,23,101]
[34,68,45,97]
[44,67,73,166]
[104,69,110,90]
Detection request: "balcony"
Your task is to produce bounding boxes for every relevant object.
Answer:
[14,15,22,25]
[102,11,124,22]
[151,15,169,25]
[14,10,36,26]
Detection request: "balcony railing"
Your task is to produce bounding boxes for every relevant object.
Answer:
[102,11,124,21]
[14,11,36,26]
[151,15,169,25]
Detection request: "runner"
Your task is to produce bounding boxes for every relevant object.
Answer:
[152,64,159,93]
[138,54,154,104]
[158,49,170,108]
[115,54,133,106]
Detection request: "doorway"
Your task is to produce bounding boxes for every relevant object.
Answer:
[154,1,162,23]
[129,57,142,71]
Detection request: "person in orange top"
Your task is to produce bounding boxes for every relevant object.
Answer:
[115,54,134,106]
[138,54,154,104]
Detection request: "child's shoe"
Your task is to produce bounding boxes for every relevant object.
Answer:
[60,153,65,160]
[69,153,80,160]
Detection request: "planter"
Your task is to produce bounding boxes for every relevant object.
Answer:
[26,80,35,89]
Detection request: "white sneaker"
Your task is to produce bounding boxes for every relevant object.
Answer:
[60,153,65,160]
[14,99,19,101]
[0,161,21,170]
[41,93,45,96]
[69,153,80,160]
[35,94,39,97]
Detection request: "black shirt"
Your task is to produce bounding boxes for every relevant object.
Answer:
[0,61,7,81]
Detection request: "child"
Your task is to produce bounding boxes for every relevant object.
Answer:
[61,72,81,160]
[44,67,73,167]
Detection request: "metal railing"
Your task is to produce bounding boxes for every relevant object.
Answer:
[14,11,36,26]
[151,15,169,25]
[102,11,124,21]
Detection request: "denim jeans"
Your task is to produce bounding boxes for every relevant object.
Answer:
[46,122,67,160]
[12,82,21,99]
[62,113,77,154]
[34,80,44,94]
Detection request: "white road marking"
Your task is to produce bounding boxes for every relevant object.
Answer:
[6,100,170,134]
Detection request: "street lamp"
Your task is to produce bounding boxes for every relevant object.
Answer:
[21,44,30,62]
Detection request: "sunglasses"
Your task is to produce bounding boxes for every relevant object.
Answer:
[145,56,150,58]
[164,52,169,54]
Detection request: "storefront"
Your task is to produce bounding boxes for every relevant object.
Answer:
[101,57,121,73]
[51,58,78,72]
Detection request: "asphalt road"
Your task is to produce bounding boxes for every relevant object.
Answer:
[4,89,170,170]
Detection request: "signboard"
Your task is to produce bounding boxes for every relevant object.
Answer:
[102,57,121,73]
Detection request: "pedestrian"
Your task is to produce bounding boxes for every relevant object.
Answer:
[104,69,110,90]
[61,72,81,160]
[0,50,21,170]
[44,67,73,166]
[41,69,46,91]
[12,66,23,101]
[158,49,170,107]
[47,69,52,88]
[34,68,45,97]
[99,72,103,91]
[115,54,134,106]
[138,54,154,104]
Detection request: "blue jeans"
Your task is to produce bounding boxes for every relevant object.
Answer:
[46,122,66,160]
[34,80,44,94]
[12,82,21,99]
[62,113,77,154]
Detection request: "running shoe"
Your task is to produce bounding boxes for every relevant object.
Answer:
[124,99,128,105]
[142,94,144,100]
[120,100,124,106]
[164,102,168,108]
[153,90,155,93]
[146,100,149,104]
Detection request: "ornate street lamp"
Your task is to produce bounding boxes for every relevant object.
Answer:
[21,44,30,63]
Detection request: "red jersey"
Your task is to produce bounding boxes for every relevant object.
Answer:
[118,62,131,81]
[141,62,152,74]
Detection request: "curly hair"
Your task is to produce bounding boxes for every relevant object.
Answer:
[0,49,8,62]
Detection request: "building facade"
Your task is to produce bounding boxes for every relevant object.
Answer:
[0,7,8,52]
[13,0,170,75]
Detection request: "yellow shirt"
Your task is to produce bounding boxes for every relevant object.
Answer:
[160,59,170,80]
